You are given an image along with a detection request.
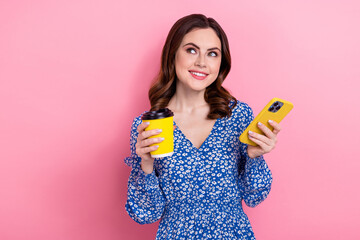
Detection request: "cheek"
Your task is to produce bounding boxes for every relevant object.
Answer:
[210,60,222,74]
[176,54,192,68]
[175,57,189,79]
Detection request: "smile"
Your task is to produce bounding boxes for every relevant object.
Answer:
[189,71,208,80]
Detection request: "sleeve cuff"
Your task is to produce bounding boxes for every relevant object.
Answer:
[244,150,265,167]
[138,168,159,191]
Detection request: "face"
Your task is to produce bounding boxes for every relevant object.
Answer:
[174,28,222,93]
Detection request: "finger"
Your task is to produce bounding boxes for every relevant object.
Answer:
[248,135,268,152]
[248,130,272,146]
[137,121,150,134]
[140,137,165,148]
[257,122,276,140]
[268,120,281,134]
[139,128,162,141]
[139,145,159,155]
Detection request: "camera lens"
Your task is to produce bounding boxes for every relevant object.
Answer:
[269,107,275,112]
[274,102,279,106]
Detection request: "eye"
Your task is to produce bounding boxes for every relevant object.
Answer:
[208,51,218,57]
[186,48,197,54]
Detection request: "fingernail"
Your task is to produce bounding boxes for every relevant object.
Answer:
[268,120,273,123]
[248,130,254,135]
[155,145,159,149]
[159,137,165,141]
[258,122,262,126]
[157,129,162,133]
[145,121,150,125]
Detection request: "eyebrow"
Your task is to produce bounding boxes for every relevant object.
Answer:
[183,42,221,52]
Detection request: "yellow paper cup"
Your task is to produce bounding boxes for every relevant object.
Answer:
[141,108,174,158]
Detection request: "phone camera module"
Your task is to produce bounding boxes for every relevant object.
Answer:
[268,101,283,113]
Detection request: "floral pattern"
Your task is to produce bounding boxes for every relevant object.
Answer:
[125,101,273,239]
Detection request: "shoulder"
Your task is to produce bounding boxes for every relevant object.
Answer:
[223,100,254,136]
[229,100,254,119]
[130,111,146,132]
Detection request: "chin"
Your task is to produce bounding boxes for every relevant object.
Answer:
[188,83,212,92]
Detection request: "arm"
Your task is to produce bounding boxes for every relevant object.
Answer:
[238,105,273,207]
[238,147,273,207]
[124,117,166,224]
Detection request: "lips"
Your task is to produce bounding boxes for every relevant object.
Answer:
[189,70,208,80]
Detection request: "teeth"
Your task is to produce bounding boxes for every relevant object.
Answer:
[190,71,206,77]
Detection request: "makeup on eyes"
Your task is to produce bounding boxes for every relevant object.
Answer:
[185,47,219,57]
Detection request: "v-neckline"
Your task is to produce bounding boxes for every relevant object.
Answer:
[174,118,219,151]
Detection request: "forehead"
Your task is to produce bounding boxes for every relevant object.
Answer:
[181,28,221,49]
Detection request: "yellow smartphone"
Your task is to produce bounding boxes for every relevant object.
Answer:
[239,98,294,146]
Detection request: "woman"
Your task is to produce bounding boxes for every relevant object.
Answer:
[125,14,281,239]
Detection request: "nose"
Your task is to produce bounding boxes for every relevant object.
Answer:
[195,54,206,68]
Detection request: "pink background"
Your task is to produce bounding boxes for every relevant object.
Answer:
[1,0,359,239]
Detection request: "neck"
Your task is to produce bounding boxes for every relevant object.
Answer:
[168,82,208,114]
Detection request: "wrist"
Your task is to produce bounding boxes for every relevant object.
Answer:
[247,148,259,159]
[140,159,154,174]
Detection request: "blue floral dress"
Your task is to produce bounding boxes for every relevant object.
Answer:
[125,101,273,239]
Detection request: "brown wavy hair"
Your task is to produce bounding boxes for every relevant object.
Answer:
[149,14,237,119]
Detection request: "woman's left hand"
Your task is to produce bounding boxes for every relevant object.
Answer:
[247,120,282,159]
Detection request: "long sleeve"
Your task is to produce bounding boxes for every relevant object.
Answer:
[124,116,166,224]
[237,105,273,208]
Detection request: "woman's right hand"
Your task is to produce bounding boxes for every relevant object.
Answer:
[135,122,164,174]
